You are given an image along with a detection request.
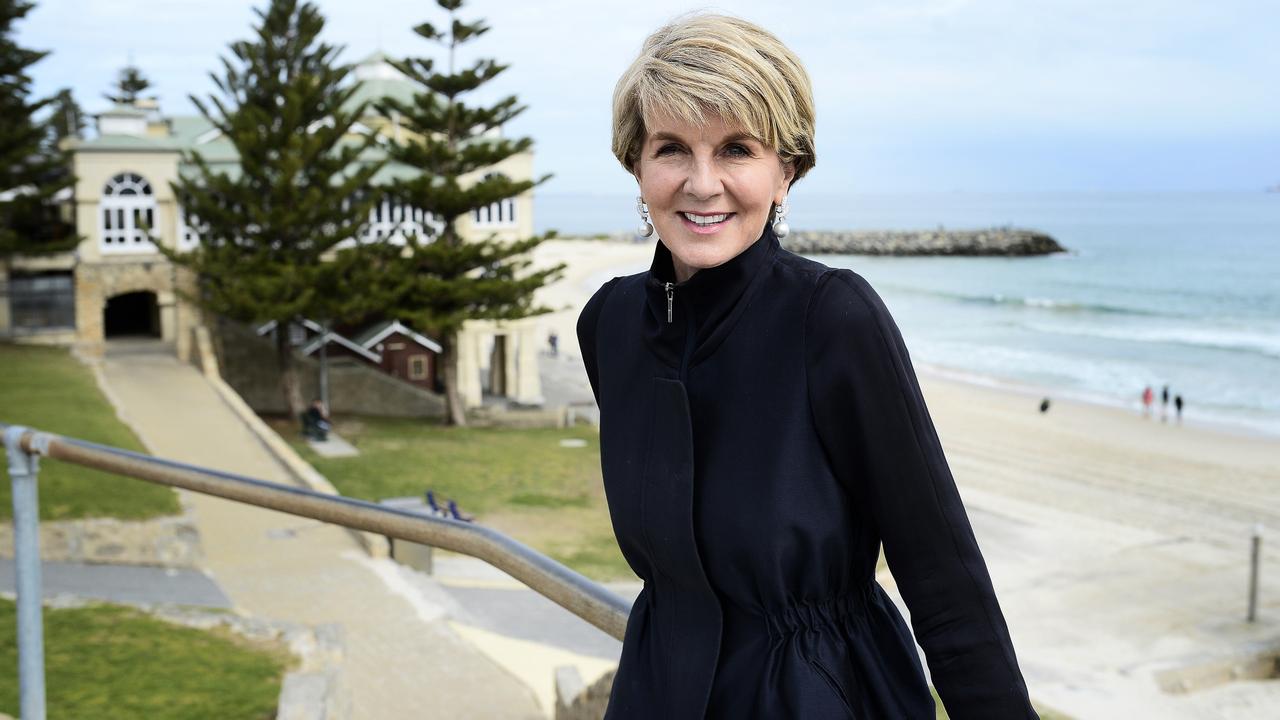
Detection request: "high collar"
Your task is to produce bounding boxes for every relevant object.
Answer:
[642,224,780,371]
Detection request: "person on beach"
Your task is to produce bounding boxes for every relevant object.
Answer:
[1142,385,1154,418]
[1175,394,1184,423]
[1161,384,1170,421]
[577,13,1036,719]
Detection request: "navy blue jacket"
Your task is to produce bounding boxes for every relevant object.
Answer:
[576,225,1037,719]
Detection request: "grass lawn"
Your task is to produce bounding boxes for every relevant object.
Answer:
[0,344,180,520]
[275,415,634,580]
[0,599,288,719]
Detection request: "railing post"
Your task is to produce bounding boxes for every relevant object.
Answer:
[4,426,47,720]
[1248,523,1263,623]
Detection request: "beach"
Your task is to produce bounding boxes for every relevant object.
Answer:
[529,237,1280,718]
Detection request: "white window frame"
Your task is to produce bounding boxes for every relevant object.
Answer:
[352,194,442,245]
[471,174,518,229]
[176,206,202,250]
[100,172,159,254]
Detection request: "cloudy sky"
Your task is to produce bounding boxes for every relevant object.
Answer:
[17,0,1280,195]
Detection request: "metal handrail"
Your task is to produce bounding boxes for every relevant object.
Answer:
[2,422,632,720]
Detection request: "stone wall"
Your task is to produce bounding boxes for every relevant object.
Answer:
[73,258,200,359]
[780,228,1066,256]
[0,513,202,567]
[555,667,616,720]
[214,318,446,419]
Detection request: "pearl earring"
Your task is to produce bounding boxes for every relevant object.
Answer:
[772,197,790,239]
[636,196,654,238]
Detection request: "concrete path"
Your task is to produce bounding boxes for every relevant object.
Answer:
[307,432,359,458]
[95,351,542,720]
[0,559,231,608]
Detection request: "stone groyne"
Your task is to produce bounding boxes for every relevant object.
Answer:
[781,228,1066,256]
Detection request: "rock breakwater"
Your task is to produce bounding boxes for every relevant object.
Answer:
[781,228,1065,256]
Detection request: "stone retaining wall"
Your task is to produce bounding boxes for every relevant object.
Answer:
[555,666,616,720]
[0,513,202,567]
[214,318,445,419]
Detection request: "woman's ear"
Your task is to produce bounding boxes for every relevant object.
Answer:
[777,160,796,201]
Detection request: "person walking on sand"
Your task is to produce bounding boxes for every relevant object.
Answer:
[1142,386,1154,418]
[1161,384,1170,421]
[1175,394,1184,424]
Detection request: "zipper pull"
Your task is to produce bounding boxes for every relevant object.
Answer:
[664,282,674,323]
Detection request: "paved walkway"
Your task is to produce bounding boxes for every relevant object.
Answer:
[0,559,231,608]
[96,351,542,720]
[308,431,359,458]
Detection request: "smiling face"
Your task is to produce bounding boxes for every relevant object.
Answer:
[636,110,795,283]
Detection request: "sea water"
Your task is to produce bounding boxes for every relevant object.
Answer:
[537,192,1280,437]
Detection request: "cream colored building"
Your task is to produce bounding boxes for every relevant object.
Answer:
[1,52,543,409]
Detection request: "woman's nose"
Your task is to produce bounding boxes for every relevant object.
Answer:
[682,154,723,200]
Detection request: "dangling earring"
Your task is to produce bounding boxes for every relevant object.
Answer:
[772,197,790,238]
[636,196,654,238]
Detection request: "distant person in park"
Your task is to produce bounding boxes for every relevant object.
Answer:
[1175,394,1185,424]
[577,13,1036,719]
[1142,385,1154,418]
[1161,384,1170,421]
[548,330,559,356]
[301,399,330,441]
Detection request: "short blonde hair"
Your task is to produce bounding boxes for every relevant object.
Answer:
[612,13,816,185]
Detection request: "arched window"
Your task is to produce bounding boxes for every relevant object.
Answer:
[471,173,518,229]
[100,172,158,253]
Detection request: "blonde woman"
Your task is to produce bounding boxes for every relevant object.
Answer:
[577,13,1036,719]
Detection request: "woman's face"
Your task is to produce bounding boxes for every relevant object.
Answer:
[635,110,794,283]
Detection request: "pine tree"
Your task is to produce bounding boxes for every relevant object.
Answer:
[48,88,84,144]
[0,0,76,255]
[104,64,152,105]
[379,0,564,426]
[161,0,384,419]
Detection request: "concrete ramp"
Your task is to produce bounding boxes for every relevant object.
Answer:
[95,351,542,720]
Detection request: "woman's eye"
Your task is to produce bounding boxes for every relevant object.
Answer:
[724,143,752,158]
[655,143,682,156]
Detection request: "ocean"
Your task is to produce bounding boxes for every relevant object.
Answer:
[536,192,1280,438]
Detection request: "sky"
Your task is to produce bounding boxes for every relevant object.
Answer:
[15,0,1280,196]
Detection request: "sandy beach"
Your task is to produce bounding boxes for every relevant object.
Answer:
[526,237,1280,718]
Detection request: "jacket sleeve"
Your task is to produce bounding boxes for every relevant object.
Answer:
[576,276,621,407]
[804,268,1037,719]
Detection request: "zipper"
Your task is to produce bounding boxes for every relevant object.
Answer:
[665,278,696,381]
[663,279,696,383]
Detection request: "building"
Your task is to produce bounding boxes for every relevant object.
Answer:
[0,52,544,409]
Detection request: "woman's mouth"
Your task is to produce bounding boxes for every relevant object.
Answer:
[680,211,735,234]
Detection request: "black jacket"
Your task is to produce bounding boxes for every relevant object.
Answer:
[576,225,1037,719]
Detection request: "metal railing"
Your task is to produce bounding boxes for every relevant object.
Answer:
[1,422,632,720]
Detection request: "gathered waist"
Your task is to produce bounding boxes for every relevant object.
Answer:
[720,579,881,644]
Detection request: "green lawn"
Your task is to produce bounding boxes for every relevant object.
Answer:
[0,599,288,719]
[276,415,634,580]
[0,344,180,520]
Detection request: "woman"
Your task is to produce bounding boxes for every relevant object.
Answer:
[577,13,1037,719]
